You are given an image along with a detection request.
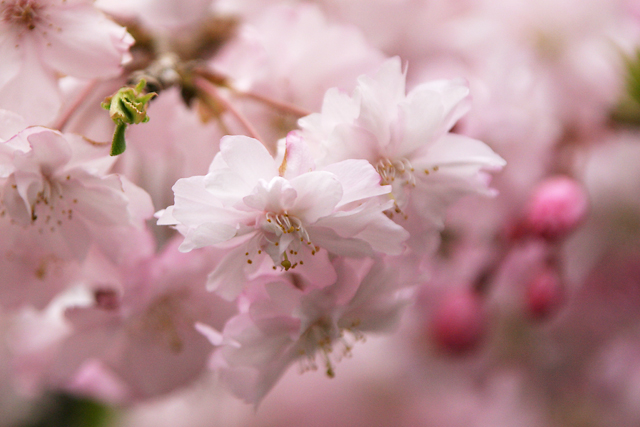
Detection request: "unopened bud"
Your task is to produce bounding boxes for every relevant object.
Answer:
[526,268,564,319]
[523,176,589,240]
[431,289,486,354]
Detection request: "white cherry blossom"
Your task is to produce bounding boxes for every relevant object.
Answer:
[158,134,408,299]
[300,57,506,230]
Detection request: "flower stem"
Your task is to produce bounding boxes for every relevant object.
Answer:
[195,77,265,145]
[235,89,313,117]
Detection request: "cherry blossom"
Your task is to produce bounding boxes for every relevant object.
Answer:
[0,0,133,124]
[211,3,384,112]
[52,241,235,401]
[158,133,408,299]
[0,126,152,261]
[299,57,506,230]
[0,126,154,309]
[209,256,417,405]
[4,0,640,424]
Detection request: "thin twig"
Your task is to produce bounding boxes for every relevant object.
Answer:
[194,66,313,117]
[195,77,265,144]
[237,90,313,117]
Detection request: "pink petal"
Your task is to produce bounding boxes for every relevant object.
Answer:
[281,131,316,179]
[220,135,278,187]
[0,40,60,125]
[290,171,342,223]
[322,159,389,208]
[41,3,132,78]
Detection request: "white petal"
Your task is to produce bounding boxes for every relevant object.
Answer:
[207,243,267,300]
[171,176,244,226]
[355,57,406,149]
[412,79,471,133]
[289,171,342,223]
[243,177,297,213]
[306,226,374,257]
[414,133,506,171]
[280,131,316,179]
[180,222,239,251]
[322,159,389,208]
[352,214,409,255]
[395,89,444,155]
[219,135,277,187]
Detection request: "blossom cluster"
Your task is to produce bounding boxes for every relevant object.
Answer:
[1,0,640,426]
[0,0,504,410]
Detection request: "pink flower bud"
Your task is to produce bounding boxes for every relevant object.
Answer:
[523,176,589,240]
[526,268,564,319]
[431,290,486,354]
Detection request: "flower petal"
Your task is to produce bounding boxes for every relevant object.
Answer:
[289,171,342,223]
[220,135,278,186]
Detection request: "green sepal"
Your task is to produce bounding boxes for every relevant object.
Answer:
[110,122,127,156]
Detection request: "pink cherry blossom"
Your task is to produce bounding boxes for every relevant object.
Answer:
[0,126,153,262]
[0,126,154,309]
[4,0,640,424]
[300,57,506,230]
[9,238,236,401]
[209,256,417,405]
[0,0,133,124]
[158,133,408,299]
[211,3,384,112]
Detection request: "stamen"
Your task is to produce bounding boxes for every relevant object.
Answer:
[296,318,366,379]
[262,211,313,269]
[375,157,416,186]
[1,0,47,33]
[384,200,409,221]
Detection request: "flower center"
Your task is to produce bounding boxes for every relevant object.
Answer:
[297,318,364,378]
[265,212,310,242]
[1,175,77,234]
[1,0,43,30]
[139,291,191,353]
[260,212,316,270]
[374,157,416,187]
